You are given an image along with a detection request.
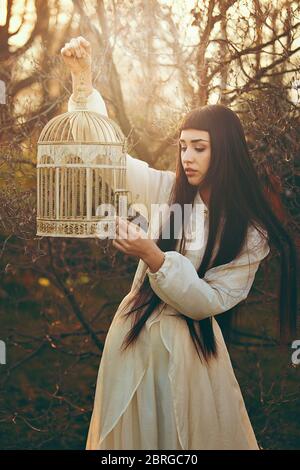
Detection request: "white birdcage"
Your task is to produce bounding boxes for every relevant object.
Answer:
[36,82,130,238]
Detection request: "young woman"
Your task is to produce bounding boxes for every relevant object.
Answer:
[61,37,297,450]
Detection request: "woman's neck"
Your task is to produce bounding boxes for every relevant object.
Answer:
[199,187,211,208]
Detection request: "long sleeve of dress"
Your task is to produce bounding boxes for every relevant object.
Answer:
[67,87,175,221]
[146,226,270,320]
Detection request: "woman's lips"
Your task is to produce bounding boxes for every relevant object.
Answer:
[185,169,197,176]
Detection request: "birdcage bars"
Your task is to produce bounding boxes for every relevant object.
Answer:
[36,110,130,238]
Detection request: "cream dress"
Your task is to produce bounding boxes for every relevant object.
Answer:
[68,89,270,450]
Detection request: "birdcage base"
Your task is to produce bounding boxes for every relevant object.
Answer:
[36,218,116,238]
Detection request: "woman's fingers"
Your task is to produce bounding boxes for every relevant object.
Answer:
[112,239,125,253]
[61,45,72,57]
[115,218,128,239]
[60,47,68,57]
[61,37,91,64]
[113,217,148,256]
[115,216,145,240]
[113,241,126,254]
[78,36,91,52]
[61,42,77,59]
[61,37,88,59]
[70,38,83,58]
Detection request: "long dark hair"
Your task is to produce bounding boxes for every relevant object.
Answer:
[117,104,298,365]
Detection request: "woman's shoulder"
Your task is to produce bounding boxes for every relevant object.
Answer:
[245,222,270,261]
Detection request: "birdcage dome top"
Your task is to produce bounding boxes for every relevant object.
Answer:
[37,109,128,165]
[38,110,126,145]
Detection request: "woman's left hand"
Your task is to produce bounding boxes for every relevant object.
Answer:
[112,216,166,273]
[112,216,155,259]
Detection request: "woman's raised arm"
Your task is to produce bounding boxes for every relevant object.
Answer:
[62,36,175,222]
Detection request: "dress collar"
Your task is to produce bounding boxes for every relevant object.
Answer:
[196,190,209,213]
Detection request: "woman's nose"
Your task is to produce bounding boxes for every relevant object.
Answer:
[182,148,194,162]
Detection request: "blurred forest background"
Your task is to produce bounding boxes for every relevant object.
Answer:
[0,0,300,450]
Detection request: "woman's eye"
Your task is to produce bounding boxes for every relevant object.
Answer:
[180,147,204,153]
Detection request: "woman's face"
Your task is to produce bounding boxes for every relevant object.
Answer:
[179,129,211,186]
